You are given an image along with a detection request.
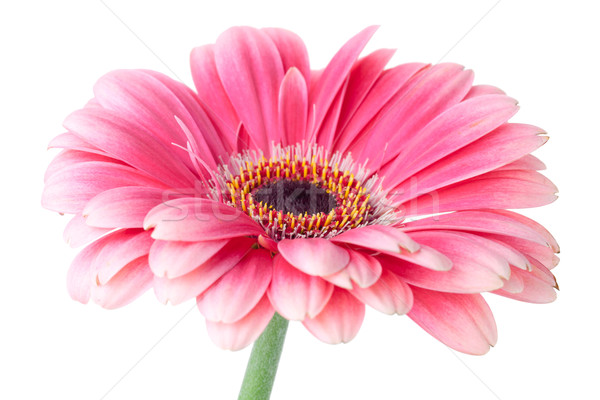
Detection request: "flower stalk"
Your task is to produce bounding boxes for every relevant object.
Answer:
[238,313,289,400]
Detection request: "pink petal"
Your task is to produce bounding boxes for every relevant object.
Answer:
[63,213,111,248]
[408,286,498,355]
[278,67,308,146]
[455,233,531,271]
[205,295,275,351]
[321,268,354,290]
[333,62,427,154]
[197,249,272,323]
[385,231,511,293]
[392,123,547,199]
[153,237,254,305]
[64,107,197,188]
[308,26,378,141]
[67,235,113,303]
[400,169,558,217]
[44,149,118,183]
[486,210,560,252]
[401,210,550,247]
[144,197,264,241]
[324,250,382,289]
[382,94,520,189]
[215,27,284,151]
[190,44,239,140]
[497,154,546,171]
[315,76,349,149]
[303,288,365,344]
[267,255,333,320]
[93,69,228,170]
[499,268,525,293]
[463,84,505,100]
[351,63,474,168]
[83,186,172,229]
[149,238,229,278]
[93,230,153,285]
[48,132,103,154]
[278,238,349,276]
[43,161,167,214]
[481,234,558,271]
[350,269,413,315]
[336,48,396,135]
[378,244,453,272]
[91,256,153,309]
[332,224,420,253]
[262,28,310,83]
[493,266,557,303]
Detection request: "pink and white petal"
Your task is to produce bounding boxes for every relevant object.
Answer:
[384,231,510,293]
[94,69,228,169]
[83,186,173,229]
[48,132,103,154]
[144,198,264,242]
[350,269,413,315]
[457,233,531,271]
[401,210,550,247]
[44,149,119,183]
[400,169,558,217]
[493,267,557,303]
[43,161,167,214]
[333,62,427,154]
[215,27,284,151]
[332,224,420,253]
[321,251,382,290]
[278,67,308,146]
[153,237,254,305]
[497,154,546,171]
[527,259,558,287]
[262,28,310,82]
[205,295,274,351]
[303,288,365,344]
[64,107,197,188]
[379,244,453,272]
[322,268,354,290]
[278,238,349,276]
[91,257,153,310]
[190,44,239,139]
[93,229,153,285]
[67,236,112,303]
[406,230,511,279]
[64,213,111,248]
[308,26,378,140]
[500,268,525,294]
[149,238,229,278]
[463,84,505,100]
[336,48,396,135]
[267,255,334,320]
[486,210,560,252]
[408,287,497,355]
[346,250,382,288]
[480,234,558,270]
[197,249,272,324]
[392,123,547,200]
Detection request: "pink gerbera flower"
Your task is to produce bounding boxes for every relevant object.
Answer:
[43,26,559,356]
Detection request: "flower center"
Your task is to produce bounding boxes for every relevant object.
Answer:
[214,144,395,241]
[253,180,337,215]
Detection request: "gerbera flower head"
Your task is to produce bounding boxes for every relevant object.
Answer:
[42,26,559,354]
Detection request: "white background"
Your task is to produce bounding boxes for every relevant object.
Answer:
[1,1,598,399]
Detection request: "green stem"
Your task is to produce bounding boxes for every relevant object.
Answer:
[238,313,289,400]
